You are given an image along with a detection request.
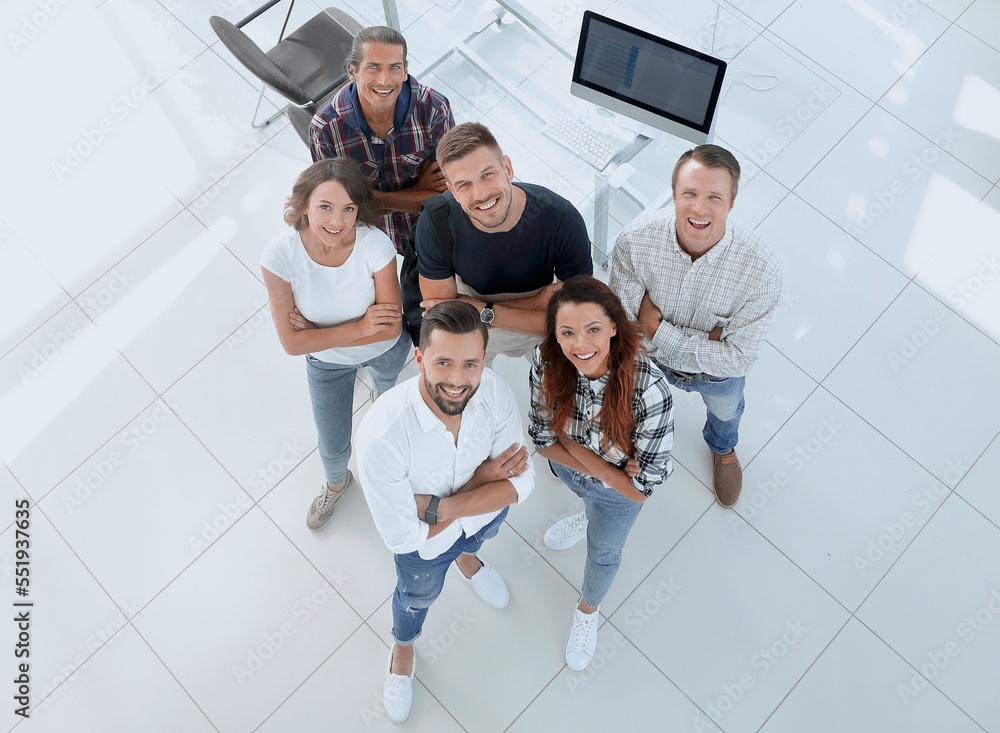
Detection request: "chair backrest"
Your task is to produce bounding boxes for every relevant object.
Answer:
[209,15,311,105]
[286,105,315,146]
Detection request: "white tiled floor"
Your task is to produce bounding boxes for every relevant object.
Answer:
[2,0,999,731]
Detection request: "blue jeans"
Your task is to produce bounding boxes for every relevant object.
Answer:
[305,332,411,485]
[551,462,643,608]
[392,507,509,645]
[657,365,745,455]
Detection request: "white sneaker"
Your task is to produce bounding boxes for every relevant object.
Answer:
[456,558,509,609]
[383,647,414,724]
[544,512,588,550]
[565,605,599,671]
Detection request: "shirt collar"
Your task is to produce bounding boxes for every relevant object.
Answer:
[582,369,609,393]
[407,369,486,433]
[347,76,413,140]
[669,213,733,264]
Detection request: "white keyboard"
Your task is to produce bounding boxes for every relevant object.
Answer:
[430,0,460,9]
[542,111,621,171]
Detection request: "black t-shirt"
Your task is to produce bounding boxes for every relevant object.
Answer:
[415,183,593,295]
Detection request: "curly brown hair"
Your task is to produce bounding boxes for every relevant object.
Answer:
[284,158,380,231]
[537,276,644,458]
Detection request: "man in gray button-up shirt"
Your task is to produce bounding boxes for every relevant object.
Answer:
[609,144,782,508]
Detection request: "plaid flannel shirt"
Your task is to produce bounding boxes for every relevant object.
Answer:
[528,347,674,497]
[308,76,454,253]
[609,210,782,377]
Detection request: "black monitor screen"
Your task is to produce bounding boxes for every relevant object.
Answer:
[573,12,726,133]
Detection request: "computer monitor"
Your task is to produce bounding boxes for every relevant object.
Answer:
[570,11,727,145]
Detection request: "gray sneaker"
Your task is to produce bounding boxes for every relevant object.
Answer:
[306,470,355,531]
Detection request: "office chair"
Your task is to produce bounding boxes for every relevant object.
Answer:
[210,0,364,145]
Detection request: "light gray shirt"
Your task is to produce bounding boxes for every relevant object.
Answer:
[609,210,782,378]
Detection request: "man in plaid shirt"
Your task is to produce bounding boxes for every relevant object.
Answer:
[309,26,455,253]
[610,145,783,508]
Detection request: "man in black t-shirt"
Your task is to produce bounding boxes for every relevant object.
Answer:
[416,122,593,364]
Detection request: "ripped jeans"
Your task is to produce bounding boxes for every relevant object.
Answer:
[391,507,509,645]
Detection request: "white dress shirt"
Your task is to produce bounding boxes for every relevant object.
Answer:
[355,369,535,560]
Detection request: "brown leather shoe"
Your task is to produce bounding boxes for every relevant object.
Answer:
[712,449,742,507]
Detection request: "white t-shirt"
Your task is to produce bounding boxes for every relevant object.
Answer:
[261,226,397,364]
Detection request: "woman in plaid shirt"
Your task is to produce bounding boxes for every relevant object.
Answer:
[528,275,674,672]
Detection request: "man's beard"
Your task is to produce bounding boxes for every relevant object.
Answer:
[424,374,477,415]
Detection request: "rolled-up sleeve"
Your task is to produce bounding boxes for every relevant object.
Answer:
[657,269,782,378]
[490,372,535,504]
[357,436,429,555]
[527,347,558,450]
[630,374,674,495]
[609,230,645,320]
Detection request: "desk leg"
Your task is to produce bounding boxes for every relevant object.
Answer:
[593,174,610,270]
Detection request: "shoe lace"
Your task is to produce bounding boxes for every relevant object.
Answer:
[561,514,587,539]
[315,487,334,512]
[568,613,594,649]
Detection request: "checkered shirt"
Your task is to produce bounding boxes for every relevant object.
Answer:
[609,210,782,378]
[308,77,454,253]
[528,347,674,497]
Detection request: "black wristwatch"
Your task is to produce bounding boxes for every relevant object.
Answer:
[424,495,441,526]
[480,303,495,327]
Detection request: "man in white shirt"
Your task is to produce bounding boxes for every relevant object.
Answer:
[610,145,782,508]
[355,300,535,724]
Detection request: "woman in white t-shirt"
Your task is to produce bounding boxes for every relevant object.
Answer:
[261,158,410,531]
